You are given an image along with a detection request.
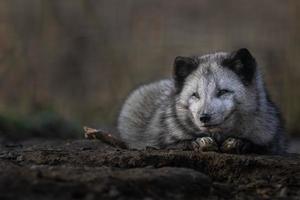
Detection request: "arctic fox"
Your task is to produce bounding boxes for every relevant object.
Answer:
[118,48,286,154]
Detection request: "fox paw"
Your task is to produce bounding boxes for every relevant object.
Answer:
[220,138,252,154]
[192,137,218,152]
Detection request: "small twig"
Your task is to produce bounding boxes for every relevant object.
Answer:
[83,126,128,149]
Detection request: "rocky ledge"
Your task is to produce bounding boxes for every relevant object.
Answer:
[0,139,299,200]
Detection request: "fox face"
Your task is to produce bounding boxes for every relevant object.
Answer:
[174,48,257,134]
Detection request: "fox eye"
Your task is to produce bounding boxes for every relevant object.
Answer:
[217,89,232,97]
[191,92,200,99]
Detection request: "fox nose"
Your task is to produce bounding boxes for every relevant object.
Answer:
[199,114,211,123]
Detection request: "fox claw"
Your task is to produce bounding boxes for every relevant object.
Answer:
[192,136,218,152]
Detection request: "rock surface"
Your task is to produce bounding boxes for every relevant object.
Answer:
[0,139,300,199]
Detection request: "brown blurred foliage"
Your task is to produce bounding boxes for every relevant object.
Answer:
[0,0,299,134]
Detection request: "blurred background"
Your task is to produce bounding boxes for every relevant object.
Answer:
[0,0,299,141]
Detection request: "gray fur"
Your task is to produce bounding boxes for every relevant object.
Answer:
[118,49,286,154]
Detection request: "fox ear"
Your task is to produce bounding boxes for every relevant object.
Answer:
[222,48,257,86]
[173,56,198,92]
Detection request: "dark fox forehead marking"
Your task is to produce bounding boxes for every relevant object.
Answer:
[173,49,256,95]
[201,66,212,76]
[197,49,257,86]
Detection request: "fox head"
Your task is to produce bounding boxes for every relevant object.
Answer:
[174,48,258,134]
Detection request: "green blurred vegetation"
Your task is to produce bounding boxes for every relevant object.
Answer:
[0,111,81,140]
[0,0,299,138]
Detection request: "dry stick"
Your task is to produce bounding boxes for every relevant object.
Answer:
[83,126,128,149]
